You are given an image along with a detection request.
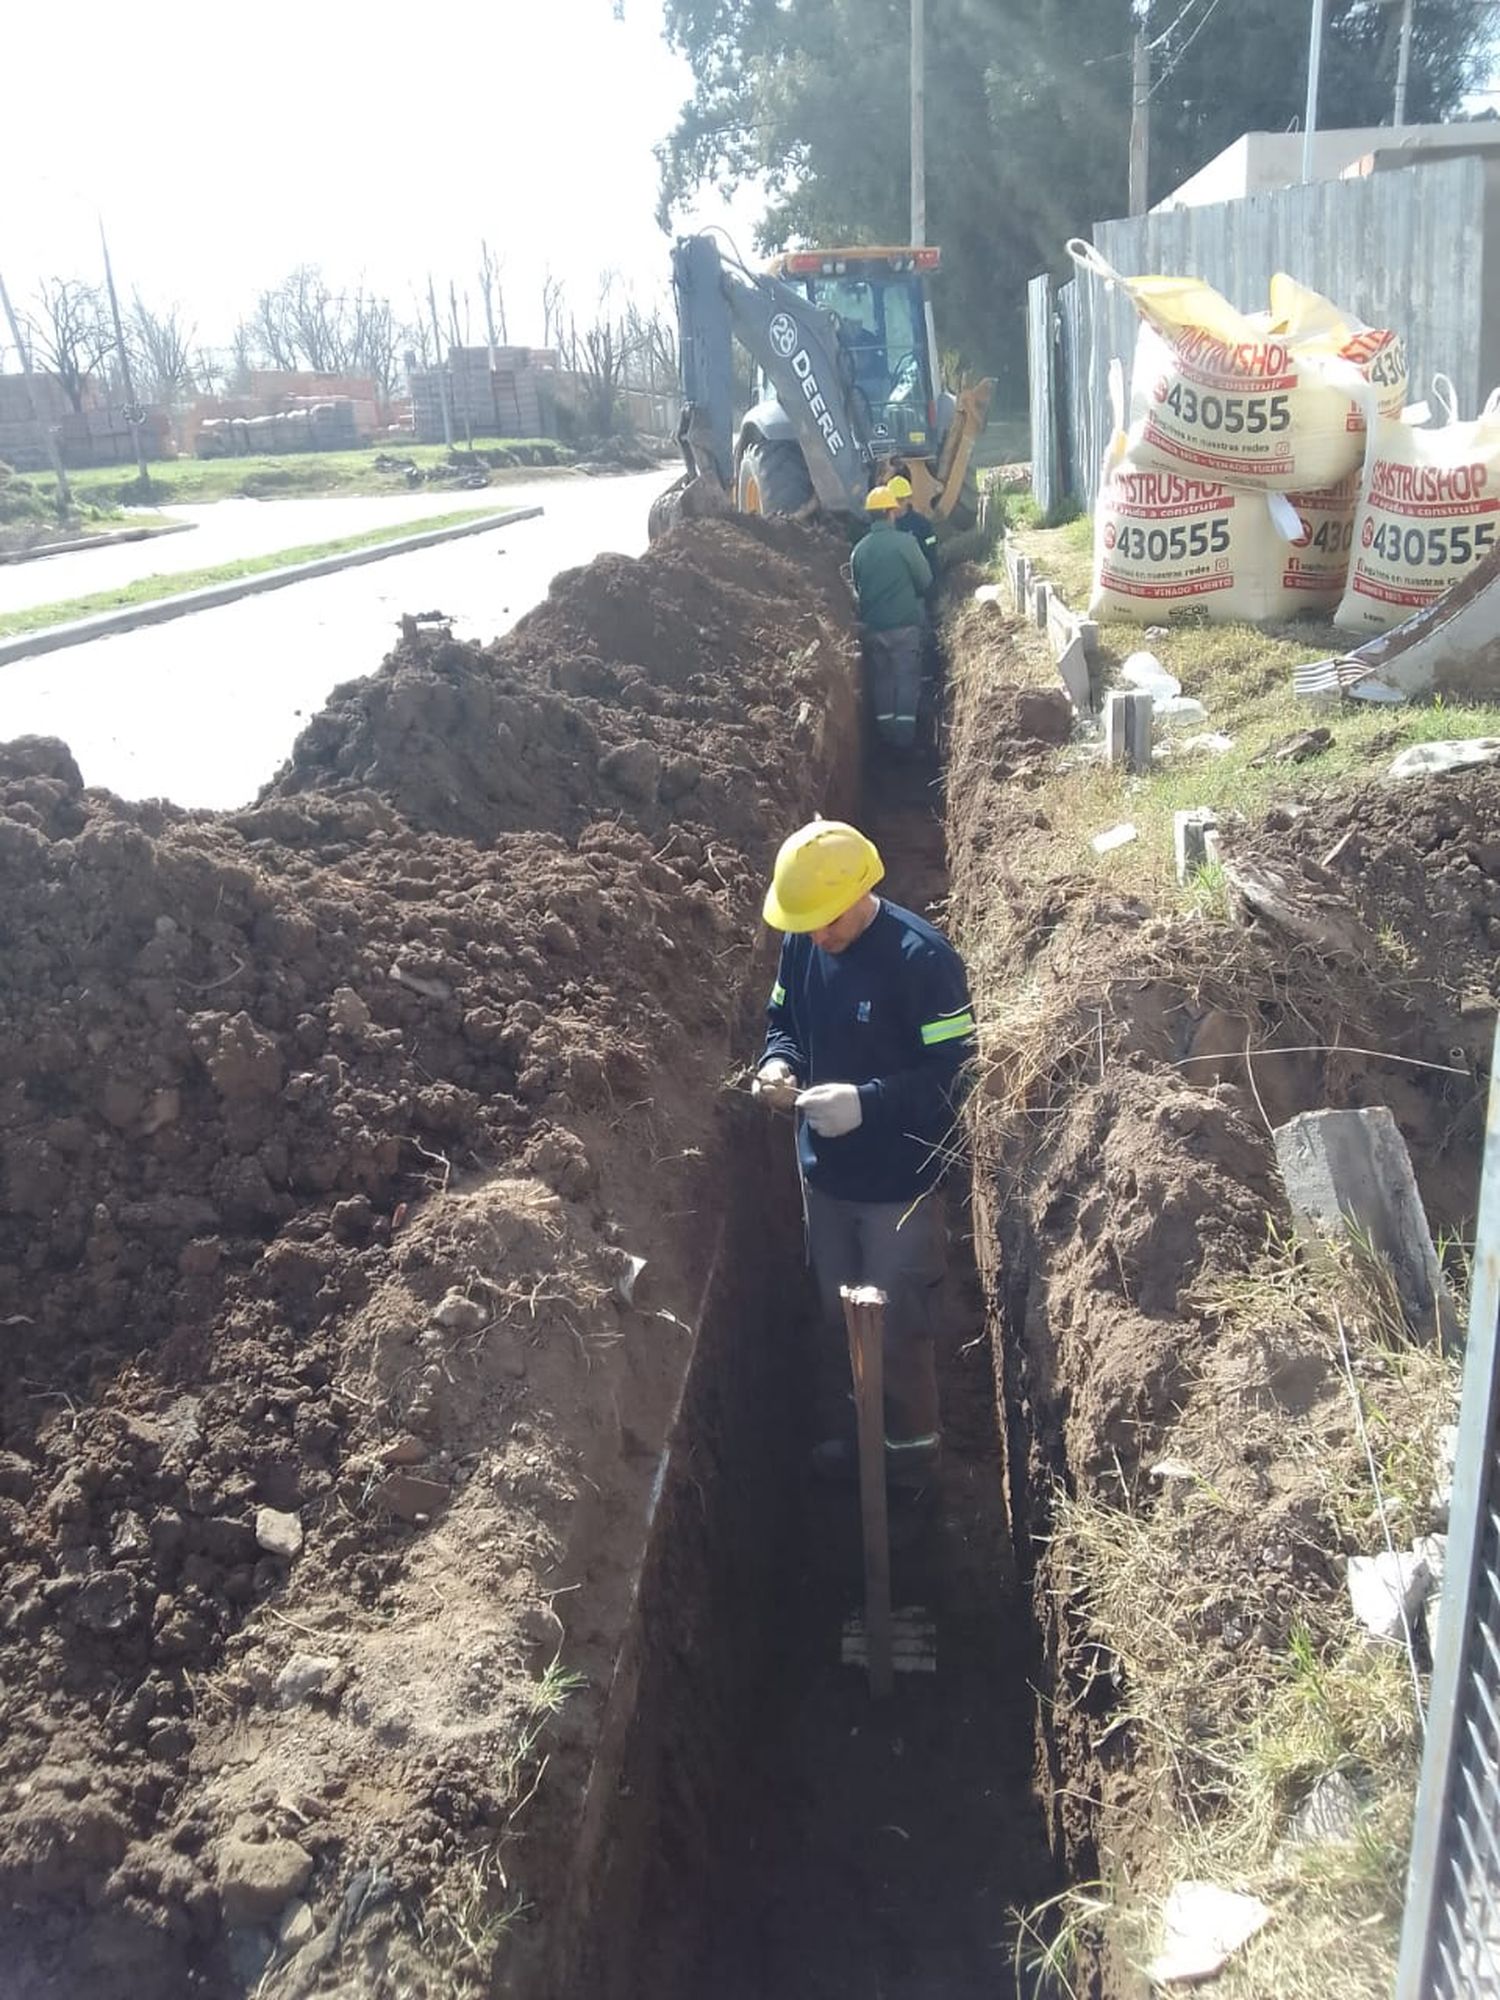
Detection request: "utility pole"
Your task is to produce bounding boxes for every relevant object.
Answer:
[910,0,926,245]
[1394,0,1414,124]
[1129,30,1151,216]
[1302,0,1326,182]
[426,274,454,449]
[0,264,72,513]
[99,221,151,491]
[910,0,940,385]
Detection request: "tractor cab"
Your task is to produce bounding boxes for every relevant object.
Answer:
[763,247,944,463]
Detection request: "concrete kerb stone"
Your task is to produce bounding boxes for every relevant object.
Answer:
[0,519,197,567]
[1273,1106,1463,1350]
[0,506,545,668]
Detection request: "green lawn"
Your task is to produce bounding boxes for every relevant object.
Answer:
[0,508,522,639]
[36,439,576,510]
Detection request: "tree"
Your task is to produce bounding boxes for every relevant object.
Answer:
[246,267,404,395]
[564,279,636,435]
[658,0,1493,399]
[25,279,112,412]
[130,297,199,406]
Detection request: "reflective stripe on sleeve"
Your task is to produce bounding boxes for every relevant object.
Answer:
[771,981,786,1007]
[920,1009,976,1047]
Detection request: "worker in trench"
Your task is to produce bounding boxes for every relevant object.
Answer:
[886,471,943,738]
[752,819,977,1486]
[850,486,932,752]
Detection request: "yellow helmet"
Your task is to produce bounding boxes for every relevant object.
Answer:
[886,474,913,500]
[763,821,885,932]
[864,485,896,512]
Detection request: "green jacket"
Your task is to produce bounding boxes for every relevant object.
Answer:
[851,519,931,632]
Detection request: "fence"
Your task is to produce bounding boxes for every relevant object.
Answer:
[1028,152,1500,517]
[1397,1015,1500,1998]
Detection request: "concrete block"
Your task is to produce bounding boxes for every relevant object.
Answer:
[1273,1107,1462,1349]
[1046,590,1078,659]
[1055,634,1093,714]
[1076,617,1100,659]
[1031,578,1050,630]
[1174,808,1220,883]
[1104,689,1154,773]
[1005,544,1030,612]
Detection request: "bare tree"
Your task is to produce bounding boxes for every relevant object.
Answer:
[251,284,296,371]
[565,279,635,437]
[130,297,198,405]
[479,240,508,348]
[540,269,567,353]
[26,280,112,413]
[246,267,403,393]
[625,299,679,395]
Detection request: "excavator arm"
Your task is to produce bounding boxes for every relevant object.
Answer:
[652,236,869,535]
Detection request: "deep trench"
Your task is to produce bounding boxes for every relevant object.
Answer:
[556,737,1061,1999]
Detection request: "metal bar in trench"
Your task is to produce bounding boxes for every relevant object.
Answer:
[842,1284,893,1699]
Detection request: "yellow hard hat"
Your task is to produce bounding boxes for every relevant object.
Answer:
[886,474,913,500]
[763,821,885,932]
[864,485,896,512]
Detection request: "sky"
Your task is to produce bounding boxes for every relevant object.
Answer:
[2,0,763,359]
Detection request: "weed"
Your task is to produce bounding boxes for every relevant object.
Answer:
[1011,1881,1111,1999]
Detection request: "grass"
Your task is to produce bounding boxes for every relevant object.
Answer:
[38,438,576,510]
[0,507,520,638]
[1010,518,1500,905]
[1032,1238,1457,2000]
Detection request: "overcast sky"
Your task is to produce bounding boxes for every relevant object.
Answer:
[3,0,762,357]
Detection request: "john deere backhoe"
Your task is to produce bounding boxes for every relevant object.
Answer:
[648,235,992,539]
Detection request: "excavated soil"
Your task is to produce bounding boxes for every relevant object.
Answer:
[944,608,1491,1941]
[0,516,864,1998]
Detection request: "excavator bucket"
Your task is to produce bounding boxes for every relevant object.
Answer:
[647,467,733,542]
[647,402,734,542]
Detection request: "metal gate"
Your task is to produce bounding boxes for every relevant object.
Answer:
[1397,1021,1500,1997]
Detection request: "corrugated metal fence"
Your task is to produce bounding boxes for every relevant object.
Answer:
[1397,1016,1500,1999]
[1030,153,1500,516]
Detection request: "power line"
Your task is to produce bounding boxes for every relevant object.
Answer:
[1081,0,1215,71]
[1148,0,1231,95]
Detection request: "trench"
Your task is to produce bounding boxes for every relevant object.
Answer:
[553,736,1061,1998]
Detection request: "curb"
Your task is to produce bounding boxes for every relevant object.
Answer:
[0,506,545,668]
[0,520,197,567]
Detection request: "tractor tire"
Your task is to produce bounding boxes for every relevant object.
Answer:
[736,438,814,517]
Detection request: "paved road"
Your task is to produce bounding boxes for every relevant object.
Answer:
[0,469,675,810]
[0,477,582,618]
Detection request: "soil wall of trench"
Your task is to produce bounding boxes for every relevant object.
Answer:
[942,598,1498,1990]
[0,517,863,1999]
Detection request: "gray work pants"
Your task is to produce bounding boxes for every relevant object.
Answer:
[863,625,923,750]
[803,1182,944,1445]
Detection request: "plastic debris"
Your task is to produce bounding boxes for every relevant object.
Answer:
[1091,822,1139,855]
[1388,737,1500,779]
[1347,1548,1430,1642]
[1147,1880,1271,1986]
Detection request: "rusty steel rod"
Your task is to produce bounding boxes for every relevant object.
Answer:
[841,1283,893,1699]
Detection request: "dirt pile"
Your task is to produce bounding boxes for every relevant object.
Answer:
[1232,764,1500,1010]
[0,516,858,1997]
[269,517,850,847]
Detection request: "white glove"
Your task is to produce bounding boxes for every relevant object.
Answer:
[796,1082,863,1137]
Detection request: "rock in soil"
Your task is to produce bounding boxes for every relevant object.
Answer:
[217,1833,315,1928]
